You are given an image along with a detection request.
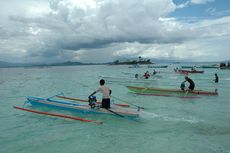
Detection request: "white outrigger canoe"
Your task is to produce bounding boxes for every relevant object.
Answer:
[26,96,140,118]
[101,76,159,84]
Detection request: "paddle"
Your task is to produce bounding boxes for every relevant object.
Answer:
[111,95,144,111]
[104,108,124,118]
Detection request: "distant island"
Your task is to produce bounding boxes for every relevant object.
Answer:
[111,59,152,65]
[111,56,153,65]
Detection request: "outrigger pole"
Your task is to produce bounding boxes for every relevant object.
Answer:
[13,106,102,124]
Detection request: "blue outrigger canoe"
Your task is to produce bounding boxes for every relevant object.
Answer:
[26,96,140,118]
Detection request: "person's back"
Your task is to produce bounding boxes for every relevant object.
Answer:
[97,85,111,99]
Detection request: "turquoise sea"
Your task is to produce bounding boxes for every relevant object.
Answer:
[0,65,230,153]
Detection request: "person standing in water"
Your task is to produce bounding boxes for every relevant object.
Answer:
[153,69,157,75]
[89,79,112,108]
[214,73,219,83]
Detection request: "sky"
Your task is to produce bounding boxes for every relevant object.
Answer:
[0,0,229,63]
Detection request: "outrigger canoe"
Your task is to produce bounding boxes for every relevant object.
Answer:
[181,66,201,69]
[126,86,218,96]
[101,76,158,84]
[26,96,140,118]
[147,65,168,68]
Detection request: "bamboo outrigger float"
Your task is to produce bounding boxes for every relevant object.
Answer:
[14,106,102,124]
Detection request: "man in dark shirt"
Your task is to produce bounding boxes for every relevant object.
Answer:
[185,76,195,91]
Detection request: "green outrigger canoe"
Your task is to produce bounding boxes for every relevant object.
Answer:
[126,86,218,97]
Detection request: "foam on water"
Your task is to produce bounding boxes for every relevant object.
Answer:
[140,111,202,124]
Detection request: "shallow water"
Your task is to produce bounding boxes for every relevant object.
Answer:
[0,65,230,153]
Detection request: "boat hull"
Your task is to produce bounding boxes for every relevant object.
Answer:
[27,96,140,118]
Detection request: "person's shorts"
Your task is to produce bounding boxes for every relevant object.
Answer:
[101,99,110,108]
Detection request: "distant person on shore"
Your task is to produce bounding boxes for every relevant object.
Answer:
[88,79,112,108]
[214,73,219,83]
[184,76,195,91]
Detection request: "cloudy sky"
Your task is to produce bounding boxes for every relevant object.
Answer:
[0,0,229,63]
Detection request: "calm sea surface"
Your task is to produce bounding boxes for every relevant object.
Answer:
[0,65,229,153]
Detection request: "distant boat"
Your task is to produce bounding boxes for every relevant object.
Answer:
[101,76,158,84]
[200,64,218,69]
[174,69,204,74]
[219,62,230,70]
[181,66,201,69]
[148,65,168,68]
[128,64,141,68]
[220,67,230,70]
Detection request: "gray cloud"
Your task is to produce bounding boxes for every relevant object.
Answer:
[0,0,229,63]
